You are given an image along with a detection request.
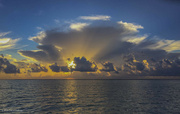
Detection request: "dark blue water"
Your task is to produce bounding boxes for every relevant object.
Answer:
[0,80,180,113]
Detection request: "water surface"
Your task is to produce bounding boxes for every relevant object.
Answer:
[0,80,180,113]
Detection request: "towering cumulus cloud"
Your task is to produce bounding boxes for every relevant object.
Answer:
[23,21,146,61]
[18,20,180,77]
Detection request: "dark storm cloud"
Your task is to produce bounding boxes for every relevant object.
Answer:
[118,54,152,75]
[134,62,145,71]
[49,63,60,72]
[122,54,146,71]
[150,59,180,76]
[119,53,180,76]
[30,63,48,72]
[49,63,69,72]
[101,62,118,73]
[4,64,20,74]
[166,53,180,60]
[123,54,135,63]
[175,59,180,65]
[60,66,69,72]
[133,49,168,62]
[0,55,20,74]
[18,45,62,63]
[73,57,98,72]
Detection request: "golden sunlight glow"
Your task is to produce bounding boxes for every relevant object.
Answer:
[67,61,76,69]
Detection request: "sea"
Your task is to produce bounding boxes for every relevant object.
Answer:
[0,79,179,114]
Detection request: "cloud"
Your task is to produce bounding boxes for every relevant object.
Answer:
[0,31,11,37]
[18,45,63,63]
[118,53,180,76]
[0,54,49,74]
[0,38,20,51]
[3,64,20,74]
[70,23,90,31]
[60,66,69,72]
[79,15,111,21]
[145,39,180,52]
[17,19,180,77]
[73,56,98,72]
[49,63,60,72]
[101,62,118,73]
[28,21,144,62]
[150,59,180,76]
[124,35,147,44]
[49,56,97,72]
[30,63,48,72]
[117,21,144,33]
[14,61,28,69]
[0,55,20,74]
[134,62,145,71]
[0,32,20,51]
[164,41,180,52]
[25,20,179,63]
[120,56,147,75]
[28,31,46,43]
[15,61,49,73]
[49,63,69,72]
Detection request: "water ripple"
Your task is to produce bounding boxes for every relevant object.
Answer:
[0,80,180,113]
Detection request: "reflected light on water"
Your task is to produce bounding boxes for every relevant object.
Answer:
[0,80,180,113]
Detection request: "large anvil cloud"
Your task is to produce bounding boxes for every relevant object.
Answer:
[18,21,180,76]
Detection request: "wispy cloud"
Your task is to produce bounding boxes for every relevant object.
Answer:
[0,32,20,51]
[123,35,148,44]
[0,31,11,37]
[79,15,111,21]
[146,39,180,52]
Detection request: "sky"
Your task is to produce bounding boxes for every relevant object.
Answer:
[0,0,180,79]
